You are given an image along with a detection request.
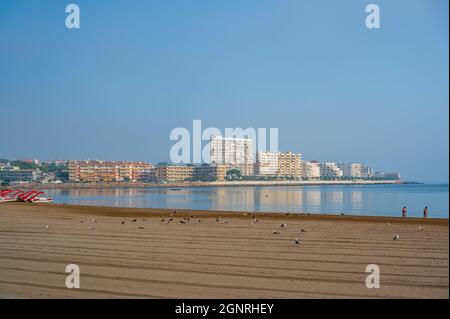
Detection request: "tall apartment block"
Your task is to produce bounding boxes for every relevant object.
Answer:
[210,136,254,176]
[255,151,302,178]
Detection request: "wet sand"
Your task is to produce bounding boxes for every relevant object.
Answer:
[0,203,448,298]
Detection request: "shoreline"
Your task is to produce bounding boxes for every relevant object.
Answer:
[1,202,449,225]
[14,179,405,190]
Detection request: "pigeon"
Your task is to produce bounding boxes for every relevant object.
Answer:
[272,230,280,234]
[293,238,300,245]
[393,234,400,240]
[281,223,287,228]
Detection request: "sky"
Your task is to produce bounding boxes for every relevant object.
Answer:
[0,0,448,183]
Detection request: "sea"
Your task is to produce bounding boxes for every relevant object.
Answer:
[45,183,449,218]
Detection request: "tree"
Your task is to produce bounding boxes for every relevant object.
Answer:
[226,169,242,180]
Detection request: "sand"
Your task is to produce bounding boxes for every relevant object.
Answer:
[0,202,448,299]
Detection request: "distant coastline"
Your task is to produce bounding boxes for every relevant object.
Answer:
[14,179,407,190]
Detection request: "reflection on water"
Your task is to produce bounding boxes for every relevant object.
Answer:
[46,184,449,218]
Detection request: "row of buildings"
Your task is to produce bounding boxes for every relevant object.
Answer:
[65,137,400,183]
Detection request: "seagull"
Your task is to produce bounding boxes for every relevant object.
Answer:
[393,234,400,240]
[272,230,280,234]
[293,238,300,245]
[281,223,287,228]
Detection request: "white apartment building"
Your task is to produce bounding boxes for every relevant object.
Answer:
[337,162,374,178]
[319,162,343,178]
[301,161,321,179]
[255,152,278,176]
[255,151,302,178]
[210,136,254,176]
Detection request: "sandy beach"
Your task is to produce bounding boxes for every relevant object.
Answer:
[0,202,448,299]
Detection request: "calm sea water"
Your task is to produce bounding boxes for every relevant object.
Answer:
[45,184,449,218]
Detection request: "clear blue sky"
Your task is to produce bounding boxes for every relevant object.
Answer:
[0,0,448,182]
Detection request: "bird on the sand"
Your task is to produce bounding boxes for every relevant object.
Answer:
[89,227,95,230]
[80,221,83,223]
[92,218,97,222]
[281,223,287,228]
[180,220,186,224]
[45,225,49,229]
[216,217,219,222]
[418,226,424,231]
[132,219,137,222]
[272,230,280,234]
[393,234,400,240]
[121,221,125,224]
[300,228,306,232]
[222,219,228,224]
[293,238,300,245]
[138,226,145,229]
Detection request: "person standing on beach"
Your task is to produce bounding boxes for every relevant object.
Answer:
[423,206,428,220]
[402,206,407,219]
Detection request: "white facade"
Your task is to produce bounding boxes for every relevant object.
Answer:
[255,152,278,176]
[337,162,374,178]
[320,162,343,178]
[255,151,302,177]
[210,136,254,176]
[301,161,321,179]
